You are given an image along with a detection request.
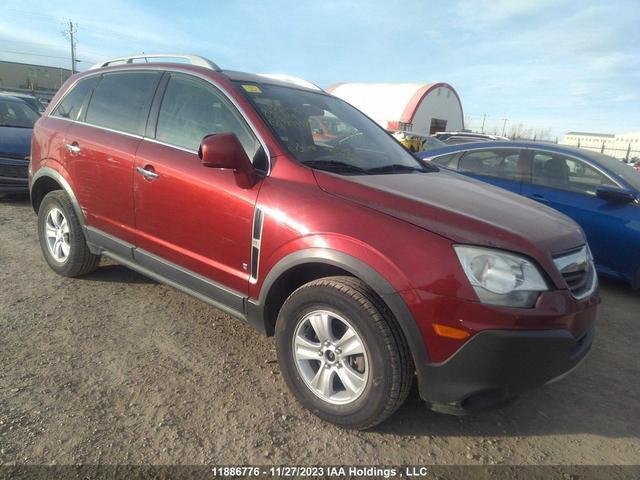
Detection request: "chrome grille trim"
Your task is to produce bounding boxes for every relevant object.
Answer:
[553,246,597,300]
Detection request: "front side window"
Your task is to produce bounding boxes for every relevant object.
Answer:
[532,152,616,195]
[458,149,524,180]
[51,76,99,121]
[85,72,160,135]
[156,74,260,160]
[0,99,40,128]
[234,81,430,175]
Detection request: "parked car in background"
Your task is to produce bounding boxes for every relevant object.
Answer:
[0,92,46,114]
[419,141,640,288]
[434,131,510,145]
[391,131,446,152]
[30,54,597,429]
[1,95,39,194]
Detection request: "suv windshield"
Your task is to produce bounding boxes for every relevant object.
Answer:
[0,98,40,128]
[234,81,432,175]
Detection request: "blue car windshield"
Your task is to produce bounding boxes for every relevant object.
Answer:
[587,151,640,192]
[0,98,40,128]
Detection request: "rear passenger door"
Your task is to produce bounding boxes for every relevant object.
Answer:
[133,73,264,299]
[454,148,527,194]
[64,71,161,245]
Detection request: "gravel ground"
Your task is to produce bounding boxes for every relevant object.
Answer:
[1,194,639,466]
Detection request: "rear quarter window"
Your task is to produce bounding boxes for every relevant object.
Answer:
[430,153,457,167]
[51,76,100,121]
[85,71,161,135]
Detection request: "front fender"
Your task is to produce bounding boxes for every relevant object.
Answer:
[249,246,431,380]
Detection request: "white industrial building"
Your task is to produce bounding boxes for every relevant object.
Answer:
[327,82,464,135]
[563,131,640,160]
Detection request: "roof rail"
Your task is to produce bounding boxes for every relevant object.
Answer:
[257,73,322,91]
[90,54,220,71]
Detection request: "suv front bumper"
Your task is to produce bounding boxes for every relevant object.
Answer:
[420,326,594,414]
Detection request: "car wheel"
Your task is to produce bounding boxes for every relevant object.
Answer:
[276,276,413,429]
[37,190,101,277]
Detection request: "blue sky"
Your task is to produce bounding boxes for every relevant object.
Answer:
[1,0,638,138]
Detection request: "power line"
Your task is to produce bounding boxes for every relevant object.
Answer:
[0,49,89,62]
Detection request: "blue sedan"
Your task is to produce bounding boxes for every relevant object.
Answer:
[418,141,640,289]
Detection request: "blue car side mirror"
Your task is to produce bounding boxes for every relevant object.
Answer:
[596,184,636,203]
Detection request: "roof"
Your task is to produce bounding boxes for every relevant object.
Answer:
[0,59,72,73]
[417,140,611,161]
[326,82,462,125]
[565,131,615,138]
[222,70,323,92]
[0,91,38,99]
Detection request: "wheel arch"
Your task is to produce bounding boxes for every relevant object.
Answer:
[30,167,85,226]
[247,248,430,373]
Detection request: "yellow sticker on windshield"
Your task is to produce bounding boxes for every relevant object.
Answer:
[242,84,262,93]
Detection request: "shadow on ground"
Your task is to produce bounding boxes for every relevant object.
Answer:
[81,263,156,285]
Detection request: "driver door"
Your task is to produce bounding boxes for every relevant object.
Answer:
[133,73,264,299]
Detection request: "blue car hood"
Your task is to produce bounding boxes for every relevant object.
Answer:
[0,126,32,158]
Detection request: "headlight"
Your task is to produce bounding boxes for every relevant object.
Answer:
[454,245,549,308]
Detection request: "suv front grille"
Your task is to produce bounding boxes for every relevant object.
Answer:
[553,246,597,299]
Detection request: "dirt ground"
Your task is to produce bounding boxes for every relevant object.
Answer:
[1,194,639,467]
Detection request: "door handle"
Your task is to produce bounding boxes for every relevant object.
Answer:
[529,194,550,204]
[136,165,159,180]
[65,143,81,155]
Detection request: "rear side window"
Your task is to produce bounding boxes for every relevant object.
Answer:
[458,149,524,180]
[85,72,160,135]
[51,76,99,121]
[155,74,260,158]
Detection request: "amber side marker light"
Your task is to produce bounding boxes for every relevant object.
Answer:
[433,323,471,340]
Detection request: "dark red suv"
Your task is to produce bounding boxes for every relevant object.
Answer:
[29,54,598,429]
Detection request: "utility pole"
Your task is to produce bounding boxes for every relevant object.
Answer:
[63,19,77,74]
[501,118,508,136]
[480,114,486,133]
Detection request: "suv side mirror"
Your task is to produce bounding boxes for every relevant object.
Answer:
[199,133,259,188]
[596,184,636,203]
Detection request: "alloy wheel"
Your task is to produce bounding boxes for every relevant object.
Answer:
[292,309,369,405]
[44,207,71,263]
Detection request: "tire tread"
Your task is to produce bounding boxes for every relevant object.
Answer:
[38,190,101,277]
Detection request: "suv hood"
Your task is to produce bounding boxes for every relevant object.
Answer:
[314,170,585,257]
[0,126,32,159]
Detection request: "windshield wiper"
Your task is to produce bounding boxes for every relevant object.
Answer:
[302,160,369,174]
[367,164,429,174]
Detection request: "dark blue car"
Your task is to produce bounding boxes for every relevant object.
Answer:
[0,96,39,194]
[418,141,640,288]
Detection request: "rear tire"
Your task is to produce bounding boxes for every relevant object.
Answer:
[275,276,413,429]
[37,190,101,277]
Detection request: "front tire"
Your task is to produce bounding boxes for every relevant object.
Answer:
[276,276,413,429]
[37,190,101,277]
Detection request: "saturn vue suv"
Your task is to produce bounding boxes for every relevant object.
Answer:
[29,54,598,429]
